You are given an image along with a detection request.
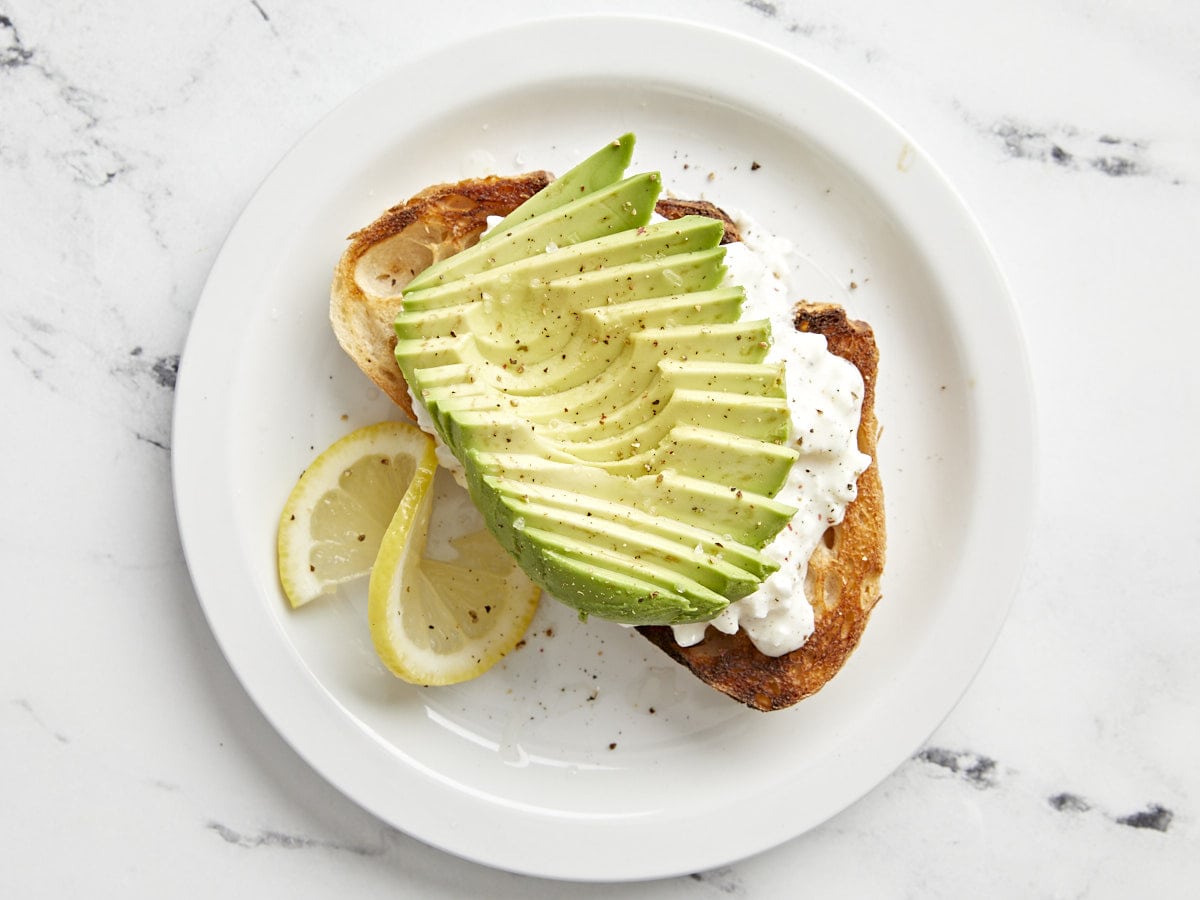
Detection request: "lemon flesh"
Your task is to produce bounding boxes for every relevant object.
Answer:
[369,466,540,686]
[277,421,432,608]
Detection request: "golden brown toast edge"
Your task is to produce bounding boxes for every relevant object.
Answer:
[330,174,885,712]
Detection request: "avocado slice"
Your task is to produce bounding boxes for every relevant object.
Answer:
[436,404,796,496]
[419,320,787,459]
[468,453,796,548]
[545,390,791,455]
[407,287,752,421]
[655,359,786,396]
[393,136,804,625]
[476,133,636,244]
[483,476,778,579]
[513,531,731,625]
[627,426,799,496]
[416,320,779,429]
[495,496,762,598]
[433,391,789,463]
[581,286,745,333]
[542,247,727,309]
[403,171,662,292]
[522,358,785,431]
[397,215,725,316]
[451,358,783,438]
[398,316,771,402]
[393,217,727,346]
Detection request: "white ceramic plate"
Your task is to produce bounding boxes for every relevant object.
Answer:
[173,15,1034,882]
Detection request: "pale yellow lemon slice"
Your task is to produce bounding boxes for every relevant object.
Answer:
[277,421,434,609]
[368,464,541,685]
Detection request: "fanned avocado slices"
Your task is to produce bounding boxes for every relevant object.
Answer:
[404,170,661,292]
[395,135,797,626]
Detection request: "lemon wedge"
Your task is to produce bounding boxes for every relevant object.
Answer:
[279,419,539,684]
[369,464,541,686]
[277,421,435,608]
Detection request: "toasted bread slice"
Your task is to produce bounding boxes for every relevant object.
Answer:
[330,173,884,711]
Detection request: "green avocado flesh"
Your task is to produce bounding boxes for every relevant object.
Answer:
[395,136,797,626]
[475,133,636,246]
[404,171,663,292]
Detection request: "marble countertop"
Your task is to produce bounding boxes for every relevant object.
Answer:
[3,0,1197,895]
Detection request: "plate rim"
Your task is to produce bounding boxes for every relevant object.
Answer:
[172,13,1036,881]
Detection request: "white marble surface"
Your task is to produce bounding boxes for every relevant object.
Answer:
[3,0,1197,895]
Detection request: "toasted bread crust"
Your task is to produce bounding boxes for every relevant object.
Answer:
[655,197,743,244]
[638,306,884,711]
[331,172,884,711]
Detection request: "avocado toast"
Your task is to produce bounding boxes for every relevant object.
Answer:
[330,136,885,710]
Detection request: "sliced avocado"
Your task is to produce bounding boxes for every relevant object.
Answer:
[581,286,745,332]
[544,360,787,433]
[514,531,731,625]
[390,136,805,627]
[393,220,728,358]
[546,390,791,455]
[436,405,795,494]
[396,255,735,346]
[483,476,778,578]
[468,452,796,547]
[398,318,772,400]
[520,359,784,431]
[397,215,725,315]
[476,133,636,243]
[403,172,662,292]
[432,393,787,465]
[628,426,799,496]
[392,332,471,373]
[472,248,729,364]
[656,359,786,396]
[495,496,761,598]
[410,320,773,431]
[416,320,781,453]
[474,358,780,435]
[407,288,752,423]
[542,247,727,309]
[408,362,474,390]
